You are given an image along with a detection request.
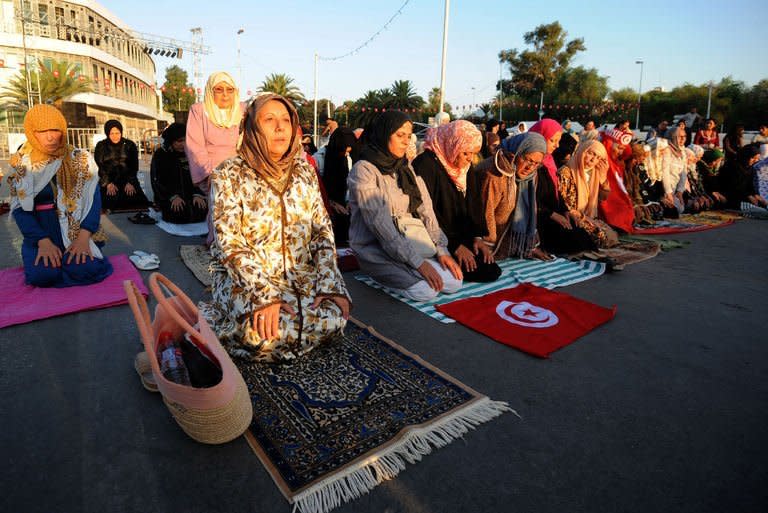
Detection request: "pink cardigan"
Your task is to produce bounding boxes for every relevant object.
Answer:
[185,102,245,192]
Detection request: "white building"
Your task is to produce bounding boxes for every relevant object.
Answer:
[0,0,171,155]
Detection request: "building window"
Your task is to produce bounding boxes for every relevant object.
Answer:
[54,6,65,40]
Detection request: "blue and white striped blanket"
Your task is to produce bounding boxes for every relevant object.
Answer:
[355,257,606,323]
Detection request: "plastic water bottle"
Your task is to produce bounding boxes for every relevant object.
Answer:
[157,331,191,385]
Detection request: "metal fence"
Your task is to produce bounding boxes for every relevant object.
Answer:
[0,126,148,160]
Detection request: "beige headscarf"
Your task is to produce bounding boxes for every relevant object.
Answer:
[238,93,301,183]
[203,71,241,128]
[565,140,609,218]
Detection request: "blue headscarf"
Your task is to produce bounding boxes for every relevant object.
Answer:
[496,132,546,258]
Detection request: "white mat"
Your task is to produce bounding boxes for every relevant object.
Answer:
[147,209,209,237]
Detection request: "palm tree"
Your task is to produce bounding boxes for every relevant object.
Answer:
[0,59,92,110]
[427,87,452,115]
[351,90,389,127]
[257,73,305,106]
[388,80,424,111]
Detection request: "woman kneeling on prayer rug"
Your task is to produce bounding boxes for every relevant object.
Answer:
[202,94,351,363]
[7,104,113,288]
[347,111,464,302]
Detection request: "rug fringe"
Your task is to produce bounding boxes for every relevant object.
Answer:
[290,398,517,513]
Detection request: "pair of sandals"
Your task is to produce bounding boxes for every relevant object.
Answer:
[128,212,156,224]
[129,250,160,270]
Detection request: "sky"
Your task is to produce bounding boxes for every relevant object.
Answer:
[106,0,767,112]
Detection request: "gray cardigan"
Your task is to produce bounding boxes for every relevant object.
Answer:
[347,159,449,289]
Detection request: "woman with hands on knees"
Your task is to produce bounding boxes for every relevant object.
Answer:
[471,132,553,261]
[94,119,149,211]
[412,120,501,282]
[7,104,112,287]
[202,94,350,363]
[348,111,463,302]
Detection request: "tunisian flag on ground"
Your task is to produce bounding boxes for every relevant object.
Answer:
[436,283,616,358]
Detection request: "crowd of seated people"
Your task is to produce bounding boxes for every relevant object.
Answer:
[7,94,767,364]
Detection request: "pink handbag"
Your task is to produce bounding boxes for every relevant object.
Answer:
[124,273,252,444]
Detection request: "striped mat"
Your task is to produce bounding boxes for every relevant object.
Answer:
[355,257,606,323]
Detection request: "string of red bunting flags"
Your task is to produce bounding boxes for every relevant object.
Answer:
[342,102,640,114]
[456,101,641,112]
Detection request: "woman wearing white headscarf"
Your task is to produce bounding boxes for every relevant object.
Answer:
[185,71,245,194]
[662,126,688,214]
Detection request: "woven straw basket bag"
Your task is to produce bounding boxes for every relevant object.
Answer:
[124,273,253,444]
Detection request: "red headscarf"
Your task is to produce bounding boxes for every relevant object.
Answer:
[529,119,563,196]
[598,131,635,233]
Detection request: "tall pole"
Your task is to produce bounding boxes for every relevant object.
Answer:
[438,0,450,114]
[498,61,503,121]
[313,52,319,145]
[635,60,644,131]
[19,1,33,108]
[236,28,244,92]
[706,81,713,118]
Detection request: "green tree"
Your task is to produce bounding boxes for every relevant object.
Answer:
[258,73,305,107]
[498,21,586,98]
[0,59,92,110]
[351,89,390,127]
[387,80,425,111]
[161,65,195,113]
[296,98,334,131]
[551,66,609,105]
[426,87,452,116]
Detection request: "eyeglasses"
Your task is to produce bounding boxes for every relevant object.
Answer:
[212,87,235,95]
[517,155,543,169]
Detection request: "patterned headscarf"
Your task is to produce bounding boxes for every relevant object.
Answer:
[666,126,685,158]
[646,137,668,183]
[238,93,301,184]
[565,140,609,218]
[423,120,482,191]
[203,71,241,128]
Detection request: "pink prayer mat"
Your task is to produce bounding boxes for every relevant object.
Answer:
[0,253,148,329]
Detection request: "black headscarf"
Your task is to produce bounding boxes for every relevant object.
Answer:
[104,120,123,142]
[323,127,359,204]
[737,143,760,168]
[162,122,186,150]
[359,111,423,214]
[552,133,577,168]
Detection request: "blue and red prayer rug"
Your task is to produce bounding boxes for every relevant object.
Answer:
[238,318,512,513]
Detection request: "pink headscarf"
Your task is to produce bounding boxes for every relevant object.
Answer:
[423,120,482,191]
[529,119,563,195]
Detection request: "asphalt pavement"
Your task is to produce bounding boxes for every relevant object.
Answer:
[1,171,766,513]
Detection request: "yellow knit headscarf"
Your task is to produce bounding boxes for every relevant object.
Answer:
[14,104,79,209]
[203,71,241,128]
[21,104,68,164]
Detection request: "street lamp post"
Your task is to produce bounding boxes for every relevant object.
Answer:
[635,60,644,131]
[236,28,244,90]
[438,0,450,115]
